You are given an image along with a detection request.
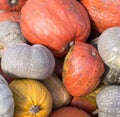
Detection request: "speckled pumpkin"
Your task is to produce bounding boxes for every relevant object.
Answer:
[9,79,53,117]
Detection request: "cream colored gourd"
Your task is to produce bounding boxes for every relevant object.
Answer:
[9,79,53,117]
[41,74,72,109]
[0,20,26,58]
[1,43,55,79]
[0,74,14,117]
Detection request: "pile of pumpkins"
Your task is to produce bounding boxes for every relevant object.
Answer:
[0,0,120,117]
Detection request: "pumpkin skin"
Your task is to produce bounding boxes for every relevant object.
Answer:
[63,42,104,96]
[98,27,120,70]
[1,43,55,79]
[96,85,120,117]
[20,0,91,57]
[50,107,91,117]
[0,0,27,11]
[0,74,14,117]
[41,73,72,109]
[0,20,26,58]
[9,79,52,117]
[81,0,120,33]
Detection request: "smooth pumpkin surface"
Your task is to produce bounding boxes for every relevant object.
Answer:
[9,79,53,117]
[50,107,91,117]
[41,74,72,109]
[96,85,120,117]
[0,75,14,117]
[0,0,27,11]
[20,0,91,56]
[81,0,120,33]
[1,43,55,80]
[63,42,104,96]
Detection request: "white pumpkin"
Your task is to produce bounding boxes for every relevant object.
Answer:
[0,74,14,117]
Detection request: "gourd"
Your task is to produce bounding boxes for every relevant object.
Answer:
[41,74,72,109]
[50,107,91,117]
[0,0,27,11]
[96,85,120,117]
[0,74,14,117]
[9,79,53,117]
[63,42,104,96]
[98,27,120,70]
[81,0,120,33]
[0,20,26,58]
[1,43,55,79]
[20,0,91,57]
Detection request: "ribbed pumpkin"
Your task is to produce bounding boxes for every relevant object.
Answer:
[20,0,91,57]
[0,20,26,58]
[1,43,55,79]
[0,74,14,117]
[63,42,104,96]
[41,74,72,109]
[81,0,120,33]
[50,107,91,117]
[9,79,53,117]
[0,0,27,11]
[96,85,120,117]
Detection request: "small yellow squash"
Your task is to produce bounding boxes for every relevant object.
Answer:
[9,79,53,117]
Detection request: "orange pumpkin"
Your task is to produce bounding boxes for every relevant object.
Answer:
[50,107,91,117]
[81,0,120,33]
[0,0,27,11]
[20,0,91,57]
[63,42,104,96]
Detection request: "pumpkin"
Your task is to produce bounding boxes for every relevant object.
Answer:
[81,0,120,33]
[96,85,120,117]
[41,73,72,109]
[63,42,104,96]
[0,0,27,11]
[50,107,91,117]
[0,10,20,22]
[0,20,26,58]
[0,74,14,117]
[98,27,120,70]
[20,0,91,57]
[1,43,55,79]
[9,79,52,117]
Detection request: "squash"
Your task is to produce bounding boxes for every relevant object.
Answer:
[63,42,104,96]
[0,74,14,117]
[41,73,72,109]
[0,10,20,22]
[0,0,27,11]
[50,107,91,117]
[98,27,120,70]
[96,85,120,117]
[81,0,120,33]
[20,0,91,57]
[9,79,52,117]
[0,20,26,58]
[1,43,55,79]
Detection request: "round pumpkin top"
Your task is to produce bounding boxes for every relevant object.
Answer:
[50,107,91,117]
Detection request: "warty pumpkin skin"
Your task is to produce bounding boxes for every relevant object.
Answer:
[20,0,91,57]
[1,43,55,80]
[63,42,104,96]
[0,20,26,58]
[0,0,27,11]
[81,0,120,33]
[0,74,14,117]
[50,107,91,117]
[9,79,53,117]
[96,85,120,117]
[41,73,72,109]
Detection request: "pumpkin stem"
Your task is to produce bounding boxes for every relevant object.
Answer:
[29,105,40,114]
[9,0,18,6]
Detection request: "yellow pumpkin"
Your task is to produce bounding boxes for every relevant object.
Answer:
[9,79,53,117]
